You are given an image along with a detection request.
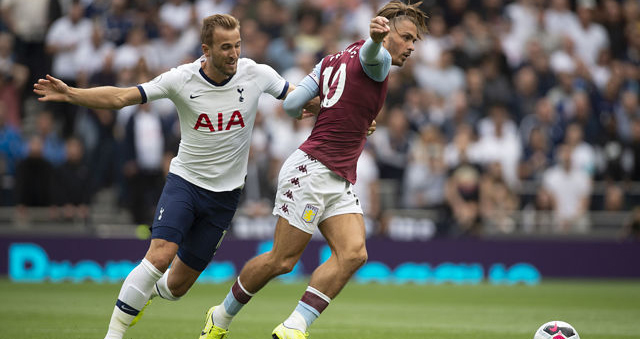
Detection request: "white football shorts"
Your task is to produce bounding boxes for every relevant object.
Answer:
[272,149,363,234]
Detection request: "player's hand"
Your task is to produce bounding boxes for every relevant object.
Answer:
[367,120,377,136]
[297,109,316,120]
[33,74,70,102]
[370,16,390,43]
[303,97,321,114]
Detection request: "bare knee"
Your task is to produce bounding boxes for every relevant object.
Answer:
[145,240,178,272]
[266,252,300,275]
[340,247,368,272]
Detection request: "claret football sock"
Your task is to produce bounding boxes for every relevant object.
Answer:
[104,259,163,339]
[212,277,254,329]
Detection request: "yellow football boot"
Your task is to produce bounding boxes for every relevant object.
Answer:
[129,300,152,327]
[272,323,309,339]
[199,306,229,339]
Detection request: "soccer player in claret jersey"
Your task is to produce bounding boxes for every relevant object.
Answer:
[199,2,428,339]
[33,14,312,339]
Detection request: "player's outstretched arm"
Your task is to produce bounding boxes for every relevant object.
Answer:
[33,74,142,110]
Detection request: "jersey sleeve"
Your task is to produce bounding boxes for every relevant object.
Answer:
[282,61,321,118]
[253,63,289,99]
[359,38,392,82]
[137,67,183,103]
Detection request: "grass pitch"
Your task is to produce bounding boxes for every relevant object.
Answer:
[0,279,639,339]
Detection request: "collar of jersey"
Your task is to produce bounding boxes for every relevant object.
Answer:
[199,68,234,87]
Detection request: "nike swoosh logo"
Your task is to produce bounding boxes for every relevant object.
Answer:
[190,94,202,99]
[201,331,207,335]
[121,304,136,312]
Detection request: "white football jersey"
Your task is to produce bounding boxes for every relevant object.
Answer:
[138,56,289,192]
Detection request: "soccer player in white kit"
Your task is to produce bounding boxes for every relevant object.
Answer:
[33,14,307,339]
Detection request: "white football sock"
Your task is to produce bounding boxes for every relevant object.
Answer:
[283,309,308,332]
[152,269,180,301]
[104,259,163,339]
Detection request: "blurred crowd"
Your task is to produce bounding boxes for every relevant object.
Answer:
[1,0,640,239]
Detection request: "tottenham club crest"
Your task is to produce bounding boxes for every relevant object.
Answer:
[237,87,244,102]
[302,204,319,223]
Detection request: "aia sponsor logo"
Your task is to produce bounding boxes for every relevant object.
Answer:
[193,111,245,132]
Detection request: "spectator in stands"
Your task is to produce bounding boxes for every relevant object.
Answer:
[413,48,465,100]
[402,87,430,131]
[519,126,551,182]
[480,161,519,234]
[621,205,640,242]
[601,0,626,60]
[152,22,199,73]
[445,156,482,237]
[442,90,479,141]
[568,0,609,70]
[464,67,487,118]
[568,91,600,144]
[113,26,159,75]
[511,65,541,123]
[603,184,626,212]
[241,111,273,217]
[542,144,592,233]
[522,187,555,234]
[0,101,23,205]
[521,38,556,94]
[444,122,480,168]
[403,124,446,210]
[0,0,57,97]
[45,0,93,138]
[544,0,578,41]
[458,10,492,65]
[0,33,26,129]
[122,103,170,225]
[501,0,540,67]
[520,97,564,150]
[74,21,116,88]
[159,0,195,32]
[564,122,596,176]
[101,0,135,46]
[614,88,640,143]
[415,10,450,68]
[629,118,640,182]
[30,110,66,167]
[195,0,233,23]
[476,102,522,188]
[370,106,412,206]
[15,136,54,211]
[480,53,513,107]
[56,137,89,221]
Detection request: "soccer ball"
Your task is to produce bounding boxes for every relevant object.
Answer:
[533,321,580,339]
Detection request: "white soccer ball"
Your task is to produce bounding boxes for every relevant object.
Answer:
[533,321,580,339]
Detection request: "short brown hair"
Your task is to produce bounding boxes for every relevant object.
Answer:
[201,14,240,46]
[376,1,428,39]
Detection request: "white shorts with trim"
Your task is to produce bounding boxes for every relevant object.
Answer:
[272,149,363,234]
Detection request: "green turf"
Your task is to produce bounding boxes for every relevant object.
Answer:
[1,279,639,339]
